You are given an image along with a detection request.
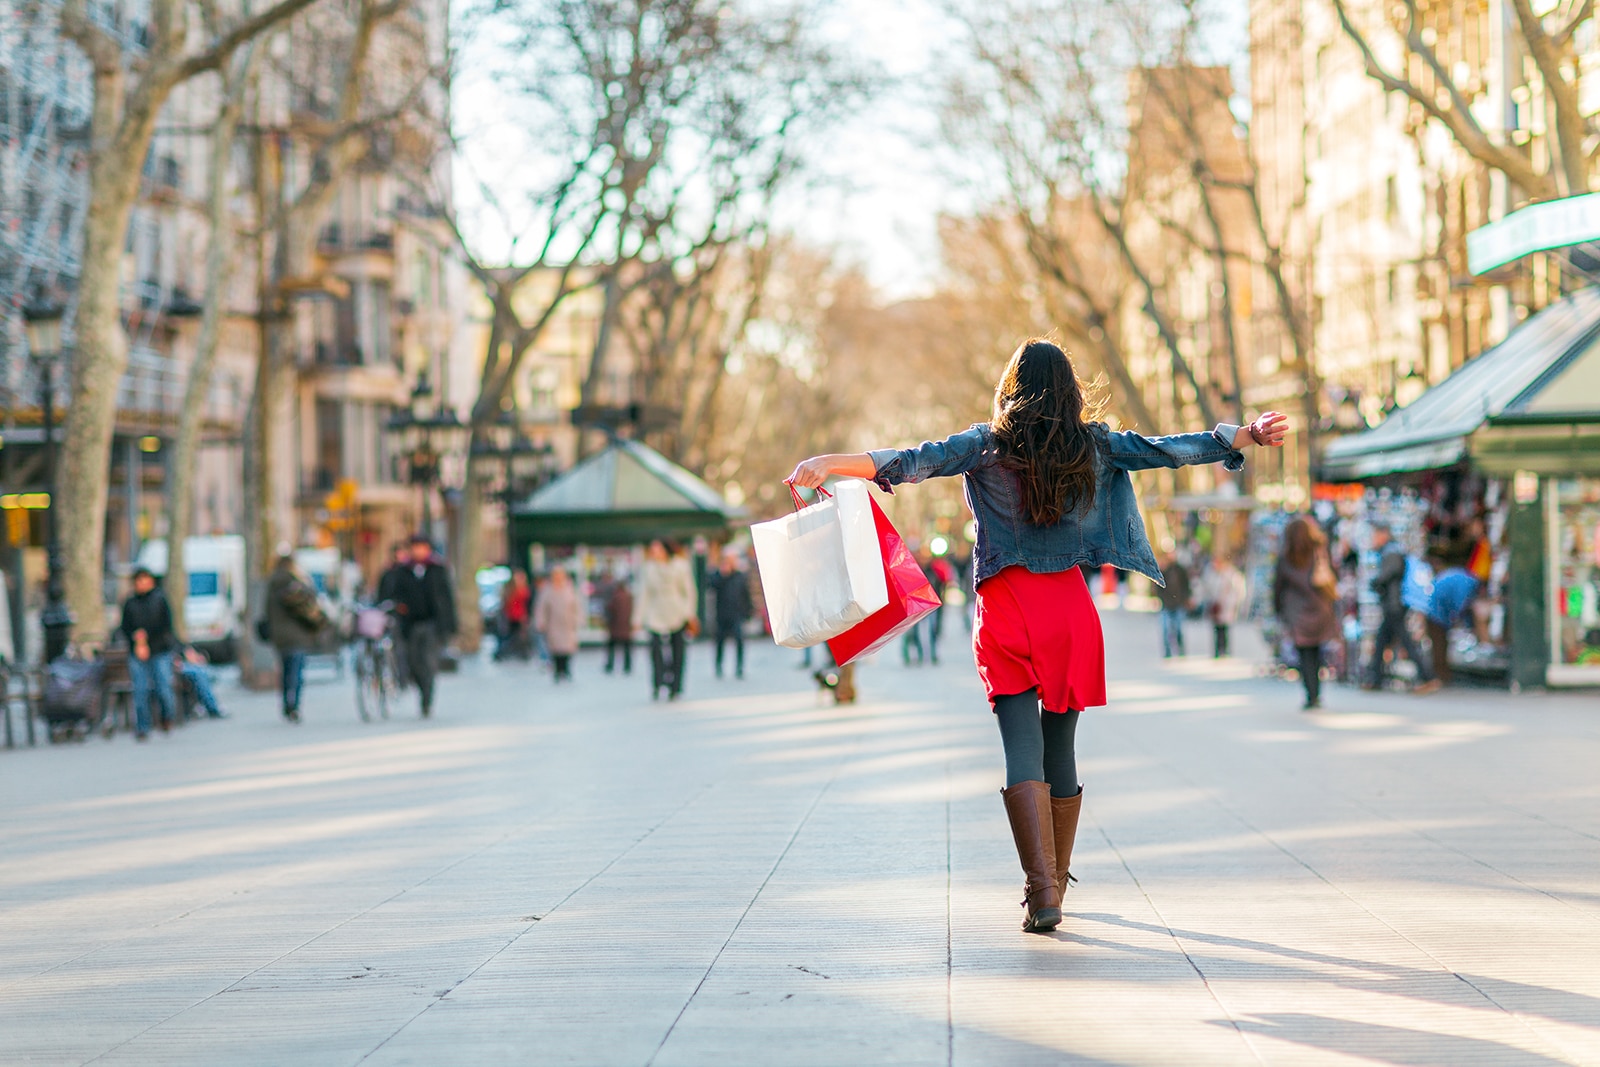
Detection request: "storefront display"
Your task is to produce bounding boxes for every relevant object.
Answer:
[1547,477,1600,684]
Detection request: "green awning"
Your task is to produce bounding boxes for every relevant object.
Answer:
[1320,288,1600,481]
[510,439,746,547]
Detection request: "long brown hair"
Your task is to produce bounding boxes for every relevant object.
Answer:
[1282,516,1326,569]
[990,339,1102,525]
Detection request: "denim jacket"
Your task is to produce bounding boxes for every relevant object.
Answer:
[869,422,1244,588]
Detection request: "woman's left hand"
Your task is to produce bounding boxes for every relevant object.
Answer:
[1237,412,1289,448]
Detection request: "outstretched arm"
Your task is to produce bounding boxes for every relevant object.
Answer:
[786,453,876,489]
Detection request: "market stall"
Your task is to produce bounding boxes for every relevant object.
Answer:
[508,439,747,639]
[1321,287,1600,689]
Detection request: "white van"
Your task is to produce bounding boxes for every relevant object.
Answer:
[136,536,247,663]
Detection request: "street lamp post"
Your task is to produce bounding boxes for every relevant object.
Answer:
[385,372,466,543]
[470,412,554,567]
[22,302,75,662]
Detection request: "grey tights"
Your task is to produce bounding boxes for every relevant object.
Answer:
[994,690,1080,798]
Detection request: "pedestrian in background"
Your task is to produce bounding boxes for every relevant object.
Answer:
[709,550,752,679]
[1155,550,1192,657]
[387,534,457,717]
[1363,524,1439,693]
[119,566,178,740]
[535,567,582,682]
[1274,517,1339,710]
[636,539,697,701]
[495,569,533,662]
[603,573,634,674]
[927,553,954,664]
[1424,545,1479,688]
[174,645,227,719]
[786,337,1287,935]
[267,545,327,724]
[1203,552,1247,658]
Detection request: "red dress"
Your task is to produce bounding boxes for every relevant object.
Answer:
[973,565,1106,713]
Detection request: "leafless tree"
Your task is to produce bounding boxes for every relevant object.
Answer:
[416,0,867,647]
[1333,0,1596,201]
[163,42,258,638]
[943,0,1223,430]
[56,0,327,641]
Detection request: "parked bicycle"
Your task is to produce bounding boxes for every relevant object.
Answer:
[352,601,402,722]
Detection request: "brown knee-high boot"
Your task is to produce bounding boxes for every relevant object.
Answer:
[1051,788,1083,899]
[1001,780,1061,933]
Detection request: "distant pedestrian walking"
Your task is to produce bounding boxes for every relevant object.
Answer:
[266,545,327,724]
[636,540,697,701]
[1363,524,1438,693]
[708,551,752,679]
[535,568,583,682]
[1203,554,1247,658]
[1274,518,1339,710]
[495,569,533,662]
[927,554,954,663]
[386,534,457,717]
[1154,552,1192,657]
[119,566,178,739]
[603,574,634,674]
[787,338,1287,934]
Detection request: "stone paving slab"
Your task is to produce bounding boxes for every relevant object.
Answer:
[2,608,1598,1065]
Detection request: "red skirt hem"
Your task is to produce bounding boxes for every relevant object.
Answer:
[973,565,1106,712]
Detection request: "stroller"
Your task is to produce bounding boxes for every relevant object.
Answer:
[41,654,105,742]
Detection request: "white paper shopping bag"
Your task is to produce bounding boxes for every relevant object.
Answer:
[751,480,891,648]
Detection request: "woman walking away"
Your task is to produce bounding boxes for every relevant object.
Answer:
[1204,553,1248,658]
[789,339,1287,933]
[635,540,698,700]
[535,568,583,682]
[1274,517,1339,710]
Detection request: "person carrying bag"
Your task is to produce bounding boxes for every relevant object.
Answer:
[786,339,1286,934]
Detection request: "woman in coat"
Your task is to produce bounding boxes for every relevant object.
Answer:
[1273,517,1340,710]
[534,568,583,682]
[634,539,698,700]
[788,338,1287,933]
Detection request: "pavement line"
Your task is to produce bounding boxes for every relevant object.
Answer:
[77,821,531,1066]
[645,774,837,1067]
[1093,814,1273,1067]
[1103,709,1585,1065]
[354,782,714,1064]
[944,758,954,1067]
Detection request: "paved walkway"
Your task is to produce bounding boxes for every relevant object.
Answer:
[3,609,1599,1066]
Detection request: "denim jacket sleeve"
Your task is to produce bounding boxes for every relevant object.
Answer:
[868,425,996,492]
[1102,424,1246,473]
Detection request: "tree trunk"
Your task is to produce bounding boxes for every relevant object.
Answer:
[453,448,486,654]
[58,72,154,645]
[166,53,252,640]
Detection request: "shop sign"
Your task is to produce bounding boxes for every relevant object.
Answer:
[1514,470,1540,504]
[1468,192,1600,275]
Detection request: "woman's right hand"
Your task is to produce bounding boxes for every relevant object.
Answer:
[786,455,836,490]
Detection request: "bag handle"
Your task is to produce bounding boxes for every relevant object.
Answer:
[785,481,832,511]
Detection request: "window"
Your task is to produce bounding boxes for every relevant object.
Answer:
[189,572,220,597]
[316,398,342,488]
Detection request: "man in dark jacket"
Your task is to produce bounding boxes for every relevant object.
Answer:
[387,534,456,716]
[1155,552,1192,657]
[1363,525,1438,692]
[603,572,634,674]
[120,566,178,739]
[709,551,752,679]
[267,545,326,723]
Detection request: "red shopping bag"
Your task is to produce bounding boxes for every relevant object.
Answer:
[827,494,942,666]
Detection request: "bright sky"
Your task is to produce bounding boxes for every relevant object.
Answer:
[772,0,970,298]
[452,0,1248,301]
